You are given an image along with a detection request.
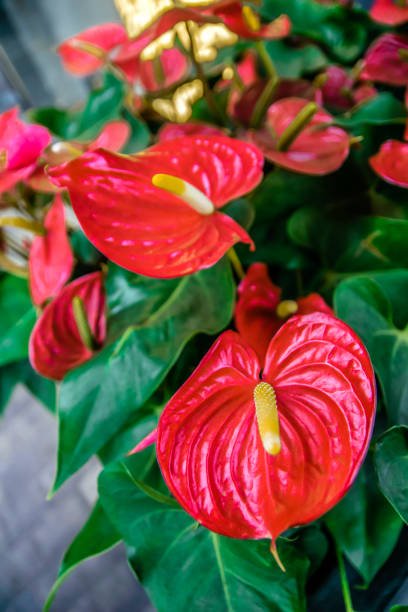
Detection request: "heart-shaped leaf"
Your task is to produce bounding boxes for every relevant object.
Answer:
[375,426,408,524]
[0,275,36,368]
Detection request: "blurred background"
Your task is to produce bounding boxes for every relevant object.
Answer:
[0,4,154,611]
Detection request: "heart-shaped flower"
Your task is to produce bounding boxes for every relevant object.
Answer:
[0,107,51,195]
[48,136,263,278]
[235,263,332,364]
[361,33,408,86]
[155,315,375,556]
[208,2,291,40]
[370,140,408,188]
[29,194,74,306]
[249,97,349,175]
[29,272,106,380]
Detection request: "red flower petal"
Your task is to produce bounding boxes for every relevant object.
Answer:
[235,263,333,364]
[48,137,263,278]
[87,120,131,152]
[361,33,408,86]
[158,122,225,142]
[29,194,74,306]
[157,317,375,542]
[139,48,188,91]
[370,140,408,187]
[211,3,291,40]
[370,0,408,25]
[129,427,158,454]
[57,23,127,76]
[235,263,282,364]
[249,97,349,175]
[320,66,354,111]
[29,272,106,380]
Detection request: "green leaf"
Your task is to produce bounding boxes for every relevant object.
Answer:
[120,110,150,154]
[223,198,255,231]
[375,426,408,525]
[0,275,36,368]
[29,72,126,141]
[0,362,21,417]
[0,358,56,417]
[266,40,327,79]
[325,458,403,585]
[390,606,408,611]
[334,270,408,424]
[260,0,369,62]
[51,259,235,492]
[289,209,408,272]
[75,73,126,139]
[99,455,309,612]
[337,93,406,128]
[43,501,120,612]
[70,229,102,265]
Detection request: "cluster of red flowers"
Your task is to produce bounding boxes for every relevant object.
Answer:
[4,0,399,566]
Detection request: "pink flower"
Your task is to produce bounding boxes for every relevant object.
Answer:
[0,107,51,194]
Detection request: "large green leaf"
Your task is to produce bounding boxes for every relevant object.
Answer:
[51,259,235,492]
[43,501,120,612]
[375,426,408,525]
[260,0,369,62]
[29,72,126,141]
[289,209,408,273]
[325,458,403,585]
[99,455,309,612]
[337,93,406,128]
[0,275,36,368]
[0,359,56,417]
[265,40,327,79]
[334,270,408,424]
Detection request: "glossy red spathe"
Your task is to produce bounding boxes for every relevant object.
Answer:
[370,0,408,25]
[29,272,106,380]
[235,263,332,364]
[158,121,225,142]
[0,107,51,194]
[249,97,349,175]
[57,23,187,92]
[370,140,408,188]
[29,194,74,306]
[361,33,408,86]
[48,136,263,278]
[156,316,376,543]
[208,2,291,40]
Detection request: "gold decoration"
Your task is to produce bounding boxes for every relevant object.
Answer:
[114,0,222,39]
[141,20,237,63]
[152,78,203,121]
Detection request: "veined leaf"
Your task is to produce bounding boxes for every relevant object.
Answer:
[375,426,408,525]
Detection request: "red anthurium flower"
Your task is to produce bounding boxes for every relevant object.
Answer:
[29,194,74,306]
[48,136,263,278]
[0,107,51,194]
[57,23,128,76]
[249,97,349,175]
[319,66,377,112]
[235,263,332,364]
[58,24,187,92]
[361,33,408,86]
[370,0,408,25]
[370,140,408,188]
[208,2,291,40]
[155,316,375,557]
[29,272,106,380]
[158,121,225,141]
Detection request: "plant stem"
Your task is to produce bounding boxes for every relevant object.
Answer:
[335,540,355,612]
[249,74,279,129]
[72,296,97,351]
[227,247,245,281]
[255,40,277,80]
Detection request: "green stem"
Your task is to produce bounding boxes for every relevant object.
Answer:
[0,216,46,236]
[249,74,279,129]
[72,296,97,352]
[227,247,245,281]
[255,40,277,80]
[276,102,318,152]
[335,540,355,612]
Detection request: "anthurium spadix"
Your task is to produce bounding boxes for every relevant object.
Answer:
[153,314,376,564]
[48,136,263,278]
